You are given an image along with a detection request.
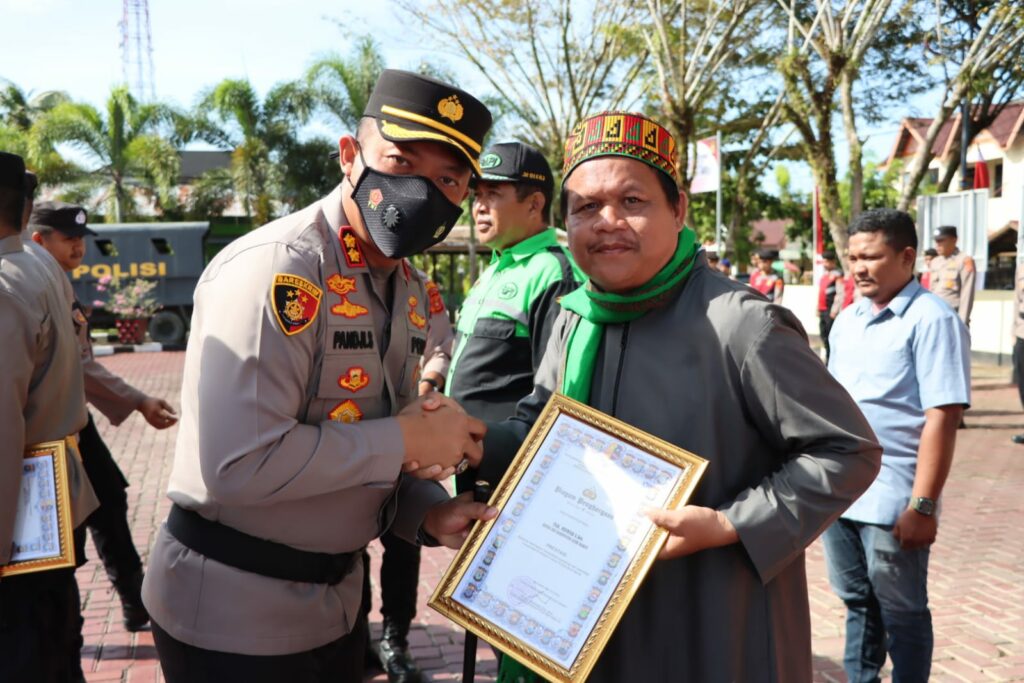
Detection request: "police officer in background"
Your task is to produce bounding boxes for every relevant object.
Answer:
[447,141,582,439]
[142,70,498,683]
[929,225,976,326]
[0,151,99,682]
[29,201,179,632]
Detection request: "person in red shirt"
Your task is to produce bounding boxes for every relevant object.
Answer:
[749,248,784,303]
[920,248,937,290]
[817,249,843,362]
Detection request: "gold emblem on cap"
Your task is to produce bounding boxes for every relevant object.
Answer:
[438,95,464,122]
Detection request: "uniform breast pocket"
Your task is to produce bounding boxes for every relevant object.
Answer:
[317,353,383,399]
[397,331,428,399]
[473,317,517,340]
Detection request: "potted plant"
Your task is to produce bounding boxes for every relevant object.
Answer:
[93,275,161,344]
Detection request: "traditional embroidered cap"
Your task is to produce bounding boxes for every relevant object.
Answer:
[364,69,493,175]
[0,151,26,192]
[562,111,677,185]
[28,200,96,237]
[933,225,958,240]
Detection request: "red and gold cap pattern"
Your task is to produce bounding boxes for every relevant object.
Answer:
[562,112,678,184]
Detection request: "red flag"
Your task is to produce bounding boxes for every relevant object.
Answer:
[973,156,990,190]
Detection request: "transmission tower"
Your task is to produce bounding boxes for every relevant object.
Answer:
[120,0,156,101]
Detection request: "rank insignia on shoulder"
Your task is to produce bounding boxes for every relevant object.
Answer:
[271,274,322,335]
[339,227,366,269]
[329,399,363,424]
[425,280,446,315]
[338,366,370,393]
[326,273,369,318]
[407,295,426,329]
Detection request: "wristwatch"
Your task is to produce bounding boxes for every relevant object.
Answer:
[910,496,936,516]
[419,377,440,392]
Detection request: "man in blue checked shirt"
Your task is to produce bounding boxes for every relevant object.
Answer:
[826,208,971,683]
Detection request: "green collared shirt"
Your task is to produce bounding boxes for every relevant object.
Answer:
[446,227,582,426]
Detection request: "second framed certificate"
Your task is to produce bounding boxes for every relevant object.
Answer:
[429,393,707,683]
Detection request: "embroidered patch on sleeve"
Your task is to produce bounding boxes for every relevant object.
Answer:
[271,274,322,335]
[425,280,446,315]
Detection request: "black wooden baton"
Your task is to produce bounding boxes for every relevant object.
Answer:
[462,479,492,682]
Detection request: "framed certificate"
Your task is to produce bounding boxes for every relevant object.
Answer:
[429,393,707,683]
[0,440,76,578]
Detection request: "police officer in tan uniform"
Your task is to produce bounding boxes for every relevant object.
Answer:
[30,201,179,632]
[142,70,498,683]
[929,225,976,325]
[0,151,99,683]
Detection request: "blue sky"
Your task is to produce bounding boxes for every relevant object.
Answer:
[1,0,928,195]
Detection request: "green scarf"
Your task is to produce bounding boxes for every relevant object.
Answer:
[560,228,697,402]
[495,228,698,683]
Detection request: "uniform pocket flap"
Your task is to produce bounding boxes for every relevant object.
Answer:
[472,317,517,340]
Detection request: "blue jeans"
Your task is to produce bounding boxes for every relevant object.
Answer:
[822,518,932,683]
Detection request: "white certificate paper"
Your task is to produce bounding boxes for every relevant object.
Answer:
[11,454,62,562]
[452,413,684,667]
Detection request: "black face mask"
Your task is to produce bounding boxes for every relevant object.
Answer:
[349,156,464,259]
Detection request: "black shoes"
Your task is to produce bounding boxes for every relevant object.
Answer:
[115,571,150,632]
[1012,434,1024,445]
[377,619,423,683]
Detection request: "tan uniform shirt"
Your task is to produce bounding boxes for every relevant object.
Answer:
[143,186,451,655]
[70,301,148,424]
[929,249,976,325]
[0,233,97,565]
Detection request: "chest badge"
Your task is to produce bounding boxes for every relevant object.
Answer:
[327,273,369,318]
[338,366,370,393]
[328,399,363,423]
[425,280,446,315]
[498,282,519,300]
[271,274,322,336]
[339,227,366,269]
[407,295,426,329]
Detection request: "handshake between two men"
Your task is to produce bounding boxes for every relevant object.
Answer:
[394,394,497,548]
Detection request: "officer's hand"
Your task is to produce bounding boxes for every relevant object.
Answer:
[647,505,739,560]
[138,397,178,430]
[422,492,498,549]
[397,396,485,471]
[892,508,937,550]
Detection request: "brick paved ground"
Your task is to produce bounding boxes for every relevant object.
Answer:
[79,352,1024,682]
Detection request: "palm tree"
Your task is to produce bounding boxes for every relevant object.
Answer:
[0,80,79,185]
[33,86,180,221]
[306,36,386,130]
[196,78,326,224]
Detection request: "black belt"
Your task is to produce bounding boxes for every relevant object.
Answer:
[166,504,359,585]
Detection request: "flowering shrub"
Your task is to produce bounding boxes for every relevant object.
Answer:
[93,275,160,319]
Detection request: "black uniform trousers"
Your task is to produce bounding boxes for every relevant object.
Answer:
[0,528,88,683]
[819,311,835,363]
[152,616,367,683]
[360,528,421,631]
[78,413,143,586]
[1014,337,1024,408]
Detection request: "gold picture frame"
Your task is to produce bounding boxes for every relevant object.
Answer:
[0,439,76,578]
[429,393,708,683]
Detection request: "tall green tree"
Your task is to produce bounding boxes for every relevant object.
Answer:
[0,81,79,185]
[307,36,386,130]
[196,78,327,224]
[33,86,179,221]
